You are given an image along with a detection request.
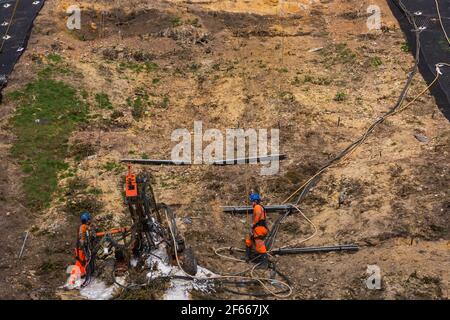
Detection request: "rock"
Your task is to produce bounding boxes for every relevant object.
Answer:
[308,47,323,52]
[414,134,429,143]
[183,217,193,225]
[102,48,119,60]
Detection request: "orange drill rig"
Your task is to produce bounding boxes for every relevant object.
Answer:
[69,163,197,288]
[123,163,197,275]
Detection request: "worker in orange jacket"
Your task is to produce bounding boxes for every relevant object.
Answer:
[75,212,93,277]
[245,193,269,267]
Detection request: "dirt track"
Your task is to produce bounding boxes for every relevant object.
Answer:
[0,0,449,299]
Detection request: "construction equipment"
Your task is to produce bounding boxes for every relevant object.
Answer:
[123,164,197,275]
[67,163,198,289]
[65,154,288,289]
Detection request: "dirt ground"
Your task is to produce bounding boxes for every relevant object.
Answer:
[0,0,449,299]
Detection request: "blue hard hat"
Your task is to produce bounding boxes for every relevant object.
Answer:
[80,212,91,223]
[249,193,261,203]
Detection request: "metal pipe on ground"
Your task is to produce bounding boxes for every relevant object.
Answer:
[120,154,287,166]
[271,244,359,255]
[222,204,294,214]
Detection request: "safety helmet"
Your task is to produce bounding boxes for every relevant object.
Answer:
[249,193,261,203]
[80,212,91,223]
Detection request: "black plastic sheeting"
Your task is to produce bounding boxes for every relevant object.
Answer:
[389,0,450,120]
[0,0,46,96]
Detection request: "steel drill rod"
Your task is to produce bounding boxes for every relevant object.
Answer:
[270,244,359,255]
[18,231,29,259]
[222,204,294,214]
[120,154,286,166]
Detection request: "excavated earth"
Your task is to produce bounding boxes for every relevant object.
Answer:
[0,0,449,299]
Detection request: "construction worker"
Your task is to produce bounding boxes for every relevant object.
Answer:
[245,193,269,267]
[75,212,93,277]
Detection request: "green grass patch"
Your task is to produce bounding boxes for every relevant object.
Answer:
[117,61,159,73]
[321,43,357,66]
[370,57,383,67]
[103,161,122,174]
[95,92,113,109]
[303,75,332,85]
[47,53,63,63]
[334,91,347,102]
[171,16,183,27]
[401,43,410,53]
[37,54,72,78]
[160,95,170,109]
[9,79,88,209]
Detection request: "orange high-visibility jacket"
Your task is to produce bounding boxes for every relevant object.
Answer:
[77,224,89,249]
[252,204,267,228]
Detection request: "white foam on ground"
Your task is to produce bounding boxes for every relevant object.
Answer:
[146,244,215,300]
[67,244,214,300]
[77,276,126,300]
[79,279,115,300]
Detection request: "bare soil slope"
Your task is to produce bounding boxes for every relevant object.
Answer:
[0,0,448,299]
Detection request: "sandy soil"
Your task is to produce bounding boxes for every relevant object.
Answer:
[0,0,449,299]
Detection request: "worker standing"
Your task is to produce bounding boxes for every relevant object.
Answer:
[75,212,93,278]
[245,193,269,267]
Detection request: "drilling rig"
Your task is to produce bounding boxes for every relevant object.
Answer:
[123,163,197,275]
[67,163,198,289]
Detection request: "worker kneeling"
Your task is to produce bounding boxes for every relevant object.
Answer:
[245,193,269,268]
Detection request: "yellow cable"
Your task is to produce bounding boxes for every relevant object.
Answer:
[163,208,293,297]
[277,205,317,249]
[282,69,443,205]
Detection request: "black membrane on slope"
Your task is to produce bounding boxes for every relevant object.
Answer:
[0,0,46,96]
[389,0,450,120]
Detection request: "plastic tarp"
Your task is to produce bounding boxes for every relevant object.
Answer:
[389,0,450,119]
[0,0,46,93]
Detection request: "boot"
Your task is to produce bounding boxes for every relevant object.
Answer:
[257,254,269,269]
[245,247,252,262]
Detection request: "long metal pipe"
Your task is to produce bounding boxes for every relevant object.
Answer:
[120,154,287,166]
[270,244,359,255]
[222,204,294,214]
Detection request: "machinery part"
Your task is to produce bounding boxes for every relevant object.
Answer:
[126,171,163,257]
[95,227,129,238]
[270,244,359,255]
[120,154,287,166]
[160,203,198,272]
[179,246,198,276]
[222,204,294,214]
[125,164,138,197]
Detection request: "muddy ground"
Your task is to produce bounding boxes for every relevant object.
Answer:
[0,0,449,299]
